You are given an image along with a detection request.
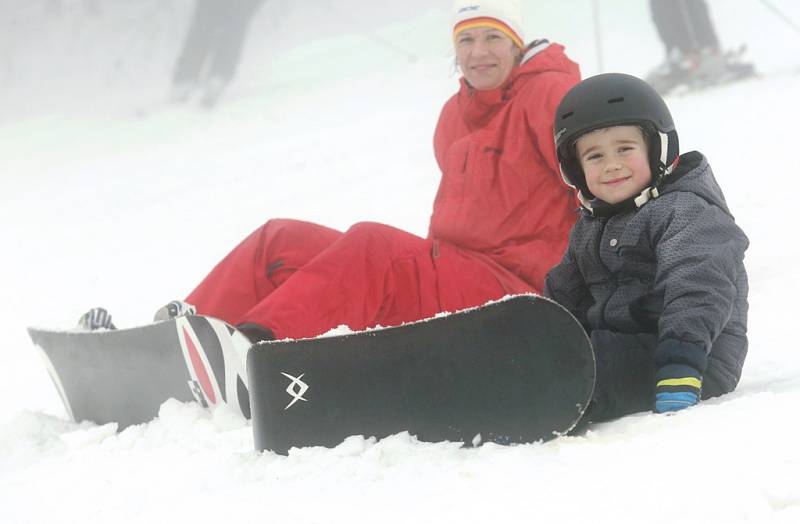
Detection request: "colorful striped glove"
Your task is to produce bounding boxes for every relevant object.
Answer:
[654,363,702,414]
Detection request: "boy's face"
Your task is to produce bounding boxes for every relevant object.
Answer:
[575,125,652,205]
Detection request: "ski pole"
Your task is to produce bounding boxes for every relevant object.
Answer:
[592,0,604,71]
[757,0,800,36]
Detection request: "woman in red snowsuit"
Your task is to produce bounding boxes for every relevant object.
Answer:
[185,1,581,341]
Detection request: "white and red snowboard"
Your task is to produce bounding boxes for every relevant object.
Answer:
[28,315,252,428]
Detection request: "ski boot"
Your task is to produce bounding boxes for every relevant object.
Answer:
[77,307,116,331]
[684,47,755,90]
[153,300,197,322]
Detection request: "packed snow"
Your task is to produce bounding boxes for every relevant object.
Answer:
[2,1,800,523]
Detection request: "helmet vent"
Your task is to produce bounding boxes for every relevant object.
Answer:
[561,111,574,120]
[607,97,625,104]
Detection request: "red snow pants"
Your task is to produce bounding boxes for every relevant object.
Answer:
[186,219,533,339]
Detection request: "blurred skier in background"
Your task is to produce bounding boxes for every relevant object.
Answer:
[171,0,265,107]
[646,0,754,94]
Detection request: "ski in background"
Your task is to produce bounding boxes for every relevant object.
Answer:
[646,44,757,96]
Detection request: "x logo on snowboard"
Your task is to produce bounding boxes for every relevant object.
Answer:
[281,372,309,410]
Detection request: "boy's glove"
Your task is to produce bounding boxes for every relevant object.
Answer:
[654,363,702,413]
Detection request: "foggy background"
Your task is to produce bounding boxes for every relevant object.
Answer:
[3,0,797,122]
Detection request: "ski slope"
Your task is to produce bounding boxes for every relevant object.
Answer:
[2,1,800,522]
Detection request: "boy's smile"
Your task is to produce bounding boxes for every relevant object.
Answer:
[576,125,653,205]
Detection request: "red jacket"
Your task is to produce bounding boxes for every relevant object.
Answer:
[430,43,581,293]
[188,44,582,339]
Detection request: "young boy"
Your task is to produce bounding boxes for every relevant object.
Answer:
[546,73,749,421]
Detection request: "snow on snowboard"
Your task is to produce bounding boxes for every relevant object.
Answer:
[28,295,595,453]
[248,295,595,454]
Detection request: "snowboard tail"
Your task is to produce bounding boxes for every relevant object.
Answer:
[247,295,595,454]
[28,316,251,428]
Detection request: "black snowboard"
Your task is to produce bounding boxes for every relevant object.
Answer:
[247,294,595,454]
[27,316,251,429]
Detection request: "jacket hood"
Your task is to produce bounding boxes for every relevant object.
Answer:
[660,151,732,217]
[516,41,581,80]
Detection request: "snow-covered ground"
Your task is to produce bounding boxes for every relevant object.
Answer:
[2,1,800,522]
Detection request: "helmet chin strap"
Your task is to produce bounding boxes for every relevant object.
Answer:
[577,190,594,211]
[635,131,677,208]
[633,185,659,208]
[659,131,678,177]
[583,185,655,216]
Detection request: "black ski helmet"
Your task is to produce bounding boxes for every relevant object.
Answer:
[553,73,679,203]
